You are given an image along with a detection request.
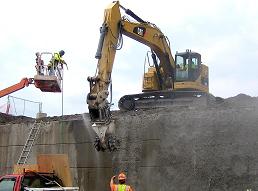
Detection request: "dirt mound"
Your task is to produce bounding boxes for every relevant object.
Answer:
[224,93,258,107]
[0,112,34,124]
[0,112,84,125]
[1,94,257,124]
[0,112,16,124]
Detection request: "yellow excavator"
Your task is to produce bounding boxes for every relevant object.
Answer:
[87,1,209,151]
[119,49,209,110]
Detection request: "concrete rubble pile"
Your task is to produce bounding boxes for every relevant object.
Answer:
[0,93,258,191]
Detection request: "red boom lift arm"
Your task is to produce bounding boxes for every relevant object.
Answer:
[0,78,34,98]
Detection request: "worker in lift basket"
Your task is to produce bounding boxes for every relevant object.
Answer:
[110,172,133,191]
[35,52,44,75]
[48,50,67,76]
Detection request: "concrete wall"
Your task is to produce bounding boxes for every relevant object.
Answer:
[0,116,114,191]
[1,96,258,191]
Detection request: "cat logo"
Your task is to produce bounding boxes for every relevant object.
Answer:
[133,26,146,37]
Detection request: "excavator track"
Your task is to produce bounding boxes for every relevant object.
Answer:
[118,90,213,111]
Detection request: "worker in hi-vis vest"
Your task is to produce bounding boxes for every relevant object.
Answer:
[48,50,67,76]
[110,172,133,191]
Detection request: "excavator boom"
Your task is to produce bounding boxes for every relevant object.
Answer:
[87,1,175,123]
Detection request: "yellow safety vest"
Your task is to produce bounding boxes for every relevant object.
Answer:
[54,53,62,62]
[115,184,130,191]
[48,53,63,67]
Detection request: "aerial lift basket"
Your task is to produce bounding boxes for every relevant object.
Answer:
[34,52,63,93]
[34,74,61,92]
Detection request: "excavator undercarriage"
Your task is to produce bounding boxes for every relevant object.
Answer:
[118,90,210,111]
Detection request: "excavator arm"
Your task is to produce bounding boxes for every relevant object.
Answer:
[87,1,175,124]
[0,78,34,98]
[87,1,175,151]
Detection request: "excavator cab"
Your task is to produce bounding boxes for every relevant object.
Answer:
[142,49,209,93]
[174,50,209,93]
[175,49,201,82]
[34,52,62,93]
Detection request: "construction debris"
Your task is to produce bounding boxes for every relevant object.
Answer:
[1,93,258,190]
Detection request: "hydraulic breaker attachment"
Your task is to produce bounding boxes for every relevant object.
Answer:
[92,120,119,152]
[87,76,119,151]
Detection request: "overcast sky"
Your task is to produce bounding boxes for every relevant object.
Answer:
[0,0,257,117]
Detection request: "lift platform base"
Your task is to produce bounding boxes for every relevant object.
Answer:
[34,75,61,92]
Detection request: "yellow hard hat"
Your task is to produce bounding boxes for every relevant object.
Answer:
[118,172,126,180]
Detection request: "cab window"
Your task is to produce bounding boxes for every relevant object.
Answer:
[175,55,188,81]
[176,55,184,66]
[189,57,198,69]
[0,178,16,191]
[175,54,200,81]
